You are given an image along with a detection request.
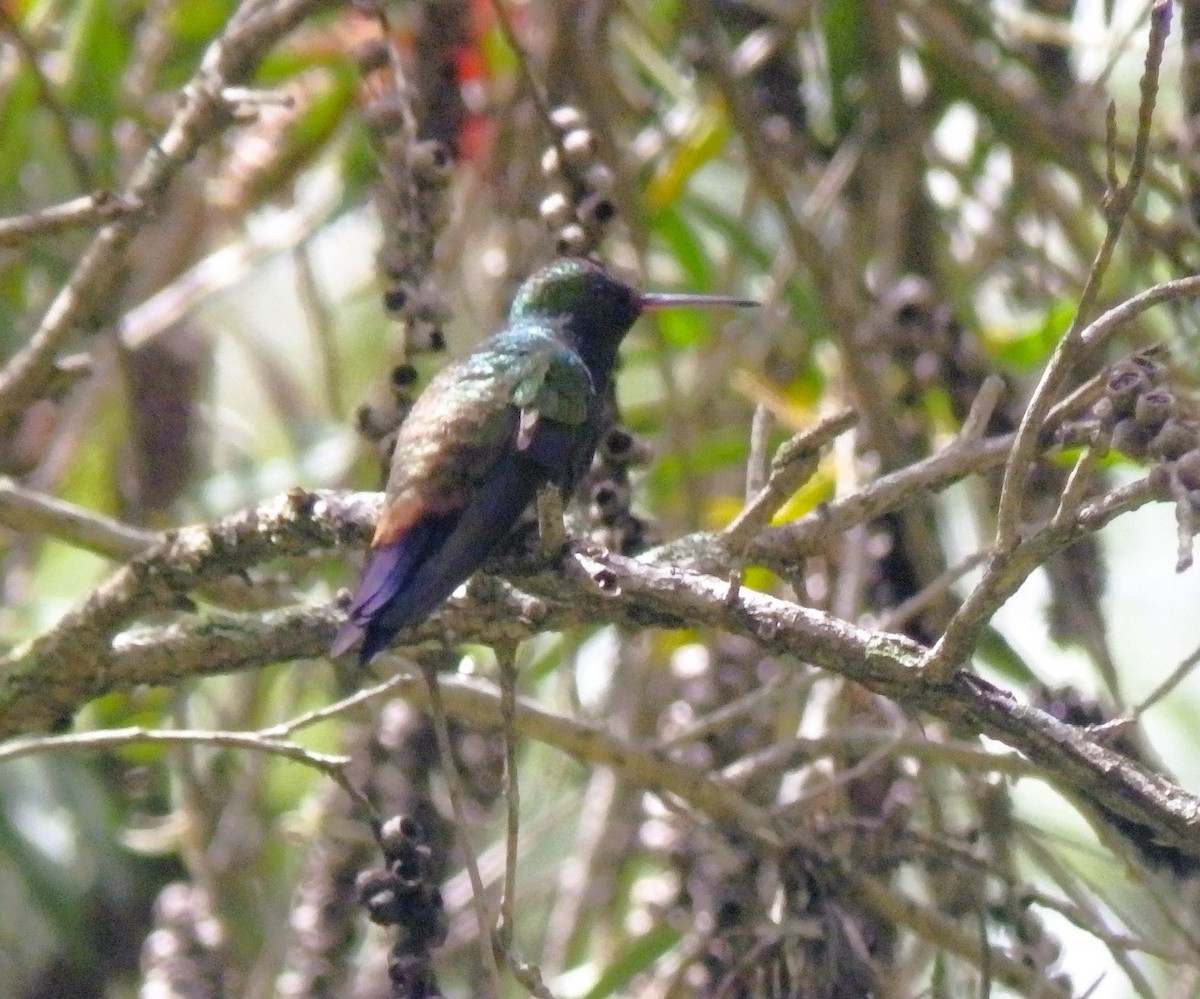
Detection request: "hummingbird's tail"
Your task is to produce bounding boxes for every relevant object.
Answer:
[332,420,574,665]
[330,512,456,663]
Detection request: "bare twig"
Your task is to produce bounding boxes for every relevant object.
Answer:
[959,375,1006,444]
[917,3,1177,688]
[0,193,146,247]
[993,1,1171,551]
[497,646,521,945]
[922,475,1169,681]
[0,725,375,822]
[744,404,775,500]
[0,7,94,190]
[412,658,506,996]
[0,475,157,560]
[292,243,344,420]
[1133,641,1200,719]
[877,550,990,632]
[722,409,856,552]
[0,479,1196,861]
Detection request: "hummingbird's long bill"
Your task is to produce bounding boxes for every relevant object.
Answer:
[639,292,760,310]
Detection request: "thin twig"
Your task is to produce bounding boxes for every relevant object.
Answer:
[0,475,157,560]
[292,242,344,420]
[1132,641,1200,719]
[993,1,1171,552]
[1,483,1197,860]
[264,674,408,738]
[922,475,1168,681]
[488,0,574,172]
[959,375,1006,444]
[0,725,375,822]
[0,192,146,247]
[877,550,990,632]
[414,659,506,996]
[722,409,856,552]
[745,404,775,501]
[497,645,521,948]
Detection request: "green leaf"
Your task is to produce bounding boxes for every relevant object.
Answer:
[0,70,39,201]
[651,308,713,349]
[61,0,129,122]
[976,625,1040,686]
[649,205,714,292]
[987,300,1074,370]
[582,922,682,999]
[821,0,870,137]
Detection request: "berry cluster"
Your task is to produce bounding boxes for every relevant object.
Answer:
[536,106,617,255]
[139,882,229,997]
[356,815,448,999]
[1033,682,1198,876]
[1058,354,1200,567]
[1083,355,1195,462]
[356,39,453,356]
[579,424,655,554]
[351,7,456,473]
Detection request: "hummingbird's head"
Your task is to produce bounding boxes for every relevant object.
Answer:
[509,258,642,340]
[510,258,758,365]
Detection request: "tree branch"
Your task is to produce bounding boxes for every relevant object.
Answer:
[1,485,1196,863]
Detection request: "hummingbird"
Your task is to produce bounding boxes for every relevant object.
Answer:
[332,257,757,664]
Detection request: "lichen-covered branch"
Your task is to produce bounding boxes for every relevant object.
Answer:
[1,481,1196,864]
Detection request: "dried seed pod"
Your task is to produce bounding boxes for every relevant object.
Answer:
[355,37,391,74]
[380,814,419,856]
[1090,395,1116,427]
[1150,418,1197,461]
[406,284,450,324]
[589,478,631,521]
[1111,417,1153,458]
[598,426,652,466]
[390,363,418,391]
[364,96,408,136]
[410,139,453,184]
[1106,363,1152,417]
[356,402,398,441]
[407,321,445,353]
[1130,352,1165,379]
[378,248,410,280]
[549,105,585,131]
[539,190,574,229]
[384,280,412,312]
[561,127,597,162]
[577,192,617,228]
[584,162,615,193]
[1134,388,1173,431]
[555,222,589,255]
[1175,449,1200,490]
[383,284,410,313]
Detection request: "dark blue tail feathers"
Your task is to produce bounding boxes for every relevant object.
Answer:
[371,452,544,645]
[335,419,578,665]
[331,513,457,663]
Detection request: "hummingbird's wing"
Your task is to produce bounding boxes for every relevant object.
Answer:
[332,331,595,663]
